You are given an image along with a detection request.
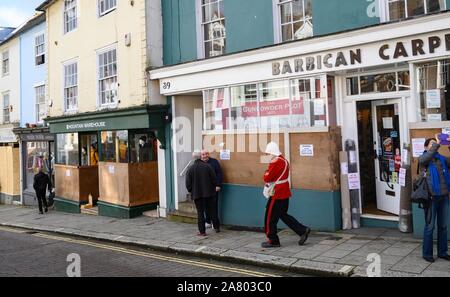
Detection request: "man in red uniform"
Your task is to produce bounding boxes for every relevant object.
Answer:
[262,142,310,248]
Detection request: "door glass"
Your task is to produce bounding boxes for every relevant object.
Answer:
[376,104,401,184]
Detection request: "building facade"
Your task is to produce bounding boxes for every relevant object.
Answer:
[39,0,167,218]
[0,28,21,205]
[151,0,450,237]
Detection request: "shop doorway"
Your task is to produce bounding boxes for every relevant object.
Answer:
[357,99,402,216]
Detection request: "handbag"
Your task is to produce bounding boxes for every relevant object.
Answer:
[411,165,431,209]
[263,158,288,199]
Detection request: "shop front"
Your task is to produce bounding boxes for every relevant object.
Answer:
[45,105,169,218]
[150,12,450,234]
[0,125,20,204]
[12,127,55,206]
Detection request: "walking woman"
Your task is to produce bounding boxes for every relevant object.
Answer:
[418,137,450,263]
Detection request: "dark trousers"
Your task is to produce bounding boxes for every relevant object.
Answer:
[194,197,220,234]
[264,197,307,245]
[205,192,219,225]
[35,189,48,212]
[423,195,449,258]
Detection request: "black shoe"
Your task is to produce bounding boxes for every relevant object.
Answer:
[438,255,450,261]
[39,211,44,215]
[423,256,435,263]
[44,208,48,213]
[261,241,280,248]
[299,228,311,246]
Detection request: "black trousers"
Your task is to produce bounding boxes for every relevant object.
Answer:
[264,197,307,245]
[205,192,219,225]
[35,189,48,212]
[194,197,220,234]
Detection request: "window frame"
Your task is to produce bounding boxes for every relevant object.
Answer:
[98,0,117,17]
[2,50,9,76]
[63,0,78,35]
[62,59,78,113]
[274,0,313,43]
[34,32,46,66]
[384,0,447,22]
[96,44,118,109]
[199,0,226,59]
[35,84,46,123]
[2,92,10,124]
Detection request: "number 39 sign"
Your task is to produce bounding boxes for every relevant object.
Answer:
[162,81,171,90]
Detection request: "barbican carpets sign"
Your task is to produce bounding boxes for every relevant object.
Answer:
[272,33,450,76]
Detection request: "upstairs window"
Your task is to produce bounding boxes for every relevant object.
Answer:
[3,92,10,124]
[35,85,46,123]
[64,62,78,111]
[98,0,117,16]
[98,47,118,107]
[35,33,45,66]
[201,0,226,58]
[387,0,446,21]
[278,0,313,42]
[2,51,9,76]
[64,0,77,34]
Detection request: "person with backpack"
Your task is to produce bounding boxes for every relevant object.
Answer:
[261,142,310,248]
[418,137,450,263]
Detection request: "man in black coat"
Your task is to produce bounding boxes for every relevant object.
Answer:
[201,150,223,229]
[33,166,52,214]
[186,150,220,235]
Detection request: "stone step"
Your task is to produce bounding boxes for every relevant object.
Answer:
[178,201,196,213]
[80,206,98,216]
[167,210,197,224]
[142,209,159,218]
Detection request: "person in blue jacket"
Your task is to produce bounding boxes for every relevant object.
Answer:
[201,150,222,230]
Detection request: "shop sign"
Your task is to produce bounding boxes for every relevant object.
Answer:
[241,99,304,117]
[66,121,106,131]
[21,134,54,142]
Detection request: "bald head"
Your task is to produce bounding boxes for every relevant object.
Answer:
[201,150,210,162]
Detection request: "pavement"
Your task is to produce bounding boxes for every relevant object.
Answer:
[0,205,449,277]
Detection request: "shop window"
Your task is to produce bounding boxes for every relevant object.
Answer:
[26,142,49,190]
[129,131,158,163]
[387,0,446,21]
[80,134,99,166]
[277,0,313,43]
[98,0,117,17]
[201,0,226,58]
[346,71,410,96]
[56,133,79,166]
[205,88,230,131]
[35,85,46,123]
[100,131,128,163]
[259,80,291,129]
[230,84,258,130]
[35,33,45,66]
[417,59,450,122]
[98,47,118,107]
[2,92,10,124]
[64,0,77,34]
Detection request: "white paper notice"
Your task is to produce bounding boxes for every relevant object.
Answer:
[109,165,115,174]
[220,149,231,160]
[401,149,409,164]
[349,151,357,164]
[412,138,426,158]
[426,89,441,108]
[300,144,314,157]
[314,120,326,127]
[427,114,442,122]
[399,168,407,187]
[314,100,325,116]
[341,162,348,175]
[382,117,393,129]
[66,169,71,177]
[348,173,360,190]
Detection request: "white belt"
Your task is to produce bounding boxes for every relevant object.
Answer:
[275,178,289,185]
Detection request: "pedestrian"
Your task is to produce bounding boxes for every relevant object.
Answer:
[418,137,450,263]
[186,150,220,236]
[33,165,52,214]
[201,149,222,229]
[90,143,99,165]
[261,142,310,248]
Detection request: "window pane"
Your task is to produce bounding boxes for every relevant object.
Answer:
[280,3,292,24]
[427,0,445,12]
[230,84,258,130]
[292,0,303,22]
[259,81,291,129]
[56,133,79,166]
[291,79,311,128]
[346,77,359,95]
[407,0,425,16]
[26,142,50,190]
[204,88,229,131]
[101,131,116,162]
[80,134,98,166]
[389,0,406,20]
[130,131,158,163]
[281,24,293,41]
[360,73,397,93]
[398,71,411,91]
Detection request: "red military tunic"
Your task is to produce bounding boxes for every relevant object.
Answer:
[263,155,291,200]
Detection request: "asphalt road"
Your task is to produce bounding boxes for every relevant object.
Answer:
[0,226,304,277]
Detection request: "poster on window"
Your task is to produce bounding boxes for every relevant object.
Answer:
[427,113,442,122]
[412,138,426,158]
[426,89,441,108]
[313,100,325,116]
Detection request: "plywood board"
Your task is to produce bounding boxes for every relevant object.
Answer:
[78,166,99,201]
[99,162,130,207]
[55,165,80,202]
[129,161,159,206]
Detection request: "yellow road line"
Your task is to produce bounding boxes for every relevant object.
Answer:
[33,233,280,277]
[0,226,27,234]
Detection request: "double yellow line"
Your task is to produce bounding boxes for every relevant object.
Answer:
[0,226,280,277]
